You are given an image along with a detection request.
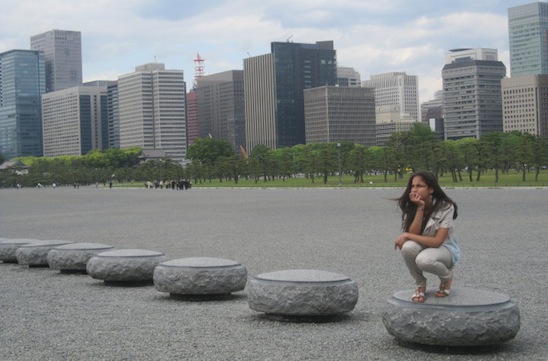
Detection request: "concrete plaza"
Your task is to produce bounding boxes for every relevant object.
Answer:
[1,186,547,360]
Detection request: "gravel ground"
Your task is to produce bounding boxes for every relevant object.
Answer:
[1,186,547,361]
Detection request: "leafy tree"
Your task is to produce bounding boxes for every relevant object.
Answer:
[348,144,368,183]
[317,143,338,185]
[480,132,505,183]
[456,138,479,182]
[443,140,463,183]
[531,136,548,181]
[515,132,535,181]
[250,144,274,182]
[386,132,408,180]
[186,137,234,165]
[272,147,294,181]
[406,123,439,172]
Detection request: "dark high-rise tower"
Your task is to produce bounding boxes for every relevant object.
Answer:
[244,41,337,152]
[442,48,506,140]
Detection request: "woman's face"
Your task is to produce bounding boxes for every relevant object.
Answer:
[410,176,432,203]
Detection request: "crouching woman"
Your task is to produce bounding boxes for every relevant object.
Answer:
[394,171,460,303]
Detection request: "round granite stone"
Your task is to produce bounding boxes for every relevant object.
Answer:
[0,239,38,263]
[247,269,358,316]
[47,243,115,272]
[382,287,520,346]
[153,257,247,295]
[15,240,74,267]
[86,249,169,282]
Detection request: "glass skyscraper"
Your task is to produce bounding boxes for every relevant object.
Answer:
[0,50,46,158]
[508,2,548,76]
[244,41,337,151]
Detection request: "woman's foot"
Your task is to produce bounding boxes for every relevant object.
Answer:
[435,276,453,298]
[411,286,426,303]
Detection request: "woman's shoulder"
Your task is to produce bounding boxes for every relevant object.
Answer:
[433,200,455,215]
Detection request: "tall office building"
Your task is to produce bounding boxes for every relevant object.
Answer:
[244,41,337,152]
[508,2,548,77]
[196,70,245,152]
[42,84,109,157]
[30,29,82,92]
[0,50,45,158]
[106,82,120,149]
[502,74,548,136]
[362,72,419,123]
[442,48,506,140]
[118,63,187,163]
[304,86,376,146]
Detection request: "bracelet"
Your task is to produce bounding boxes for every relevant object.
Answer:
[417,208,424,212]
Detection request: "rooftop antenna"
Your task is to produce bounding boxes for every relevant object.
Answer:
[287,34,293,42]
[193,52,205,88]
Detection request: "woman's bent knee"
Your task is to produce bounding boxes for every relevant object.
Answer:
[401,240,422,256]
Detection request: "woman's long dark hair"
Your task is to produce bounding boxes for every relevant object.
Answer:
[397,171,458,231]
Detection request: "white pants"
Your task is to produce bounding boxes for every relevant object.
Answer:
[401,240,453,287]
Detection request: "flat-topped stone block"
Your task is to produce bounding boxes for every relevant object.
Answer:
[87,249,168,283]
[247,269,358,316]
[15,240,74,267]
[47,243,115,273]
[0,239,38,263]
[153,257,247,296]
[382,287,520,346]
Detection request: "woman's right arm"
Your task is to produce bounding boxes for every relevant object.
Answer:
[408,208,424,234]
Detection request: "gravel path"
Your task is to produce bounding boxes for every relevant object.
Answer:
[1,186,547,360]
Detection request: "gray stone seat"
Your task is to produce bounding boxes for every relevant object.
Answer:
[247,269,358,316]
[382,287,520,346]
[153,257,247,296]
[15,240,73,267]
[86,249,168,283]
[47,242,115,273]
[0,239,37,263]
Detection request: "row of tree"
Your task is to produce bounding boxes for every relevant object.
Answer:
[1,124,547,188]
[186,124,548,184]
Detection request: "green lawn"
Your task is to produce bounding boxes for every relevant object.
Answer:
[180,170,548,188]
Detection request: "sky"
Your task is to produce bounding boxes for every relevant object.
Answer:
[0,0,539,103]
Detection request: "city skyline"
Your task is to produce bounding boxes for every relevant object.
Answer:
[0,0,538,103]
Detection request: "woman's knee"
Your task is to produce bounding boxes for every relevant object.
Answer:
[401,240,421,255]
[416,248,451,272]
[415,252,436,270]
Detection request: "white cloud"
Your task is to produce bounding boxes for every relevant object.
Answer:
[1,0,521,103]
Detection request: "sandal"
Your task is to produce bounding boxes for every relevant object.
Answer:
[435,277,453,298]
[411,286,426,303]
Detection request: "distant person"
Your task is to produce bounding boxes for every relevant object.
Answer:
[393,171,460,303]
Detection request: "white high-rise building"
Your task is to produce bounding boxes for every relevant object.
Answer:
[42,85,108,157]
[362,72,419,123]
[502,74,548,136]
[30,29,82,92]
[118,63,187,163]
